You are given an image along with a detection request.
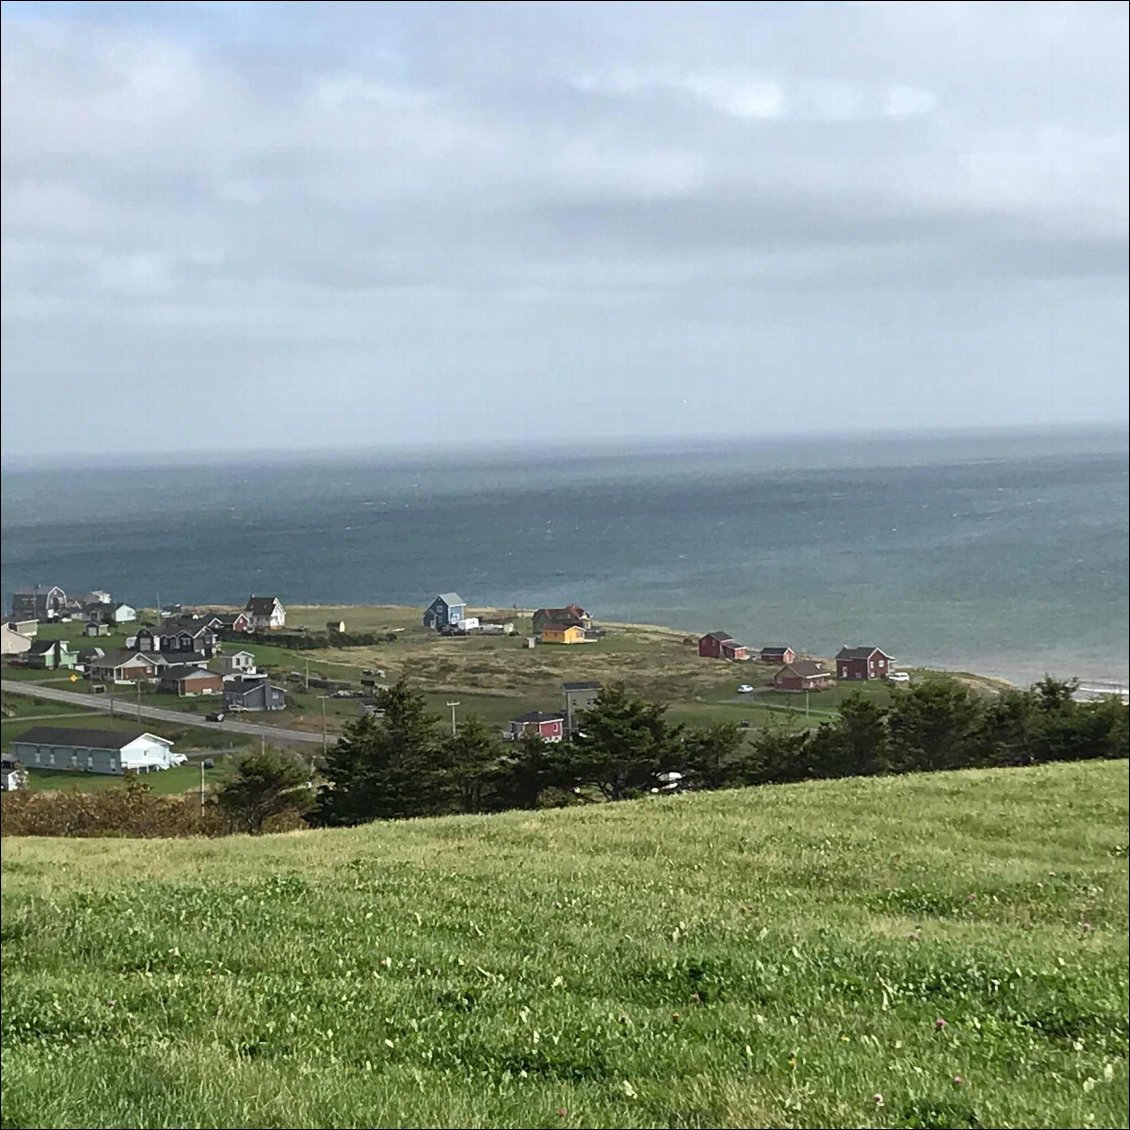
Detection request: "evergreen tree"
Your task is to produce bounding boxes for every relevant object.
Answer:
[567,683,682,800]
[316,678,445,824]
[492,730,568,810]
[216,748,313,834]
[886,677,984,773]
[442,714,501,813]
[681,721,746,790]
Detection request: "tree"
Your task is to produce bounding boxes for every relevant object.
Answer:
[442,714,501,813]
[885,677,984,773]
[216,749,313,834]
[316,678,446,824]
[492,730,569,811]
[681,722,746,790]
[807,692,890,779]
[567,683,683,800]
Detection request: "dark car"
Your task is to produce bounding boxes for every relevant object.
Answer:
[205,711,225,722]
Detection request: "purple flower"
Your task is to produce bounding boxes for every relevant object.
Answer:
[934,1017,948,1030]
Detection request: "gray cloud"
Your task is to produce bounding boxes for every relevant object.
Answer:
[1,1,1127,456]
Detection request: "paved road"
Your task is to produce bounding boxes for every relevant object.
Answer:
[1,680,325,746]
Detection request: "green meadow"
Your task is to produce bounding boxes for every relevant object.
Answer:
[2,759,1127,1129]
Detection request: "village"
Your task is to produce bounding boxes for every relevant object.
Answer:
[1,582,906,787]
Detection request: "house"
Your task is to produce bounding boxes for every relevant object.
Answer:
[1,625,32,656]
[26,640,78,670]
[130,626,160,651]
[562,680,601,736]
[760,646,796,666]
[423,593,466,630]
[85,601,136,625]
[358,698,384,718]
[224,674,288,711]
[532,605,593,634]
[77,646,106,666]
[540,623,587,645]
[158,665,224,697]
[77,590,112,606]
[244,595,286,631]
[159,620,218,657]
[698,631,749,661]
[9,727,179,774]
[10,585,67,622]
[836,646,894,681]
[773,660,835,692]
[2,756,28,791]
[84,620,112,637]
[87,650,161,683]
[216,650,256,675]
[6,619,39,638]
[508,711,565,742]
[202,611,253,634]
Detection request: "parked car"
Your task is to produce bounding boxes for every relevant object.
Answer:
[169,753,188,766]
[205,711,225,722]
[737,684,754,694]
[887,672,911,685]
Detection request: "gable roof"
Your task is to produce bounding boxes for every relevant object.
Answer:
[512,711,565,724]
[245,595,283,615]
[432,592,465,606]
[836,646,892,660]
[28,639,67,655]
[160,664,219,681]
[89,648,160,668]
[562,680,601,691]
[703,630,735,642]
[542,622,583,633]
[12,726,165,750]
[780,659,831,679]
[760,646,793,657]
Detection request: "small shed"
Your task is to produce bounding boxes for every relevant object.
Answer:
[326,620,346,633]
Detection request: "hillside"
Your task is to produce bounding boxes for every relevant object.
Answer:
[2,761,1128,1129]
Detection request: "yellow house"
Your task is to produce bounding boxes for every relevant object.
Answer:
[540,623,587,645]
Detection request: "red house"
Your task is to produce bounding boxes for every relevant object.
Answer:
[836,646,893,681]
[760,646,796,666]
[508,711,565,742]
[698,631,749,661]
[773,660,835,692]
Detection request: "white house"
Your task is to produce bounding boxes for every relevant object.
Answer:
[1,625,32,655]
[216,650,257,675]
[8,727,181,774]
[1,756,28,791]
[244,595,286,631]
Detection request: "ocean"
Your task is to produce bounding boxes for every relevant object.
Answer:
[2,427,1127,686]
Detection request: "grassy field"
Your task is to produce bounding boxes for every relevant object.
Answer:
[17,758,235,796]
[2,760,1126,1129]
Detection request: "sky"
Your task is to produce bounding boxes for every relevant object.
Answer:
[1,1,1127,458]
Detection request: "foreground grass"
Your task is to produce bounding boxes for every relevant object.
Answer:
[2,760,1127,1130]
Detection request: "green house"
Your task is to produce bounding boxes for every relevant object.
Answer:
[26,640,78,670]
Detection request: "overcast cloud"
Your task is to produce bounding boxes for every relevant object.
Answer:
[1,0,1127,457]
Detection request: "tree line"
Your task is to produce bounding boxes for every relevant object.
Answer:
[4,675,1124,837]
[303,675,1127,828]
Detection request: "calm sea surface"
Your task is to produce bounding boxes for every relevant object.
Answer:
[2,428,1127,686]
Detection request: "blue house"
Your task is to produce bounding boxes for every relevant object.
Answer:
[423,592,466,630]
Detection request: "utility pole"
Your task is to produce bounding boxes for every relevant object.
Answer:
[305,657,310,691]
[446,700,460,737]
[321,696,328,756]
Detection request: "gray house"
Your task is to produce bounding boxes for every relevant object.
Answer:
[423,592,466,630]
[9,726,179,774]
[224,674,288,711]
[562,680,601,736]
[10,585,67,622]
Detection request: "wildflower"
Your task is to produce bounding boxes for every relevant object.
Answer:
[556,1109,567,1118]
[1081,921,1093,932]
[934,1017,948,1031]
[908,930,921,941]
[872,1093,884,1106]
[690,991,703,1005]
[952,1075,964,1086]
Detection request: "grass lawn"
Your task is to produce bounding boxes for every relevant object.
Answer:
[0,694,95,721]
[2,759,1126,1129]
[21,759,235,796]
